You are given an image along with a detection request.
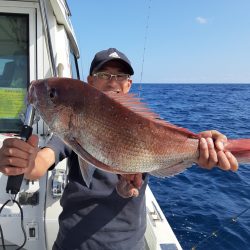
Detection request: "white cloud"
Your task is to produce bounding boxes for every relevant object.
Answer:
[196,16,208,24]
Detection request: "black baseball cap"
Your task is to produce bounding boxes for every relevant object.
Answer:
[89,48,134,75]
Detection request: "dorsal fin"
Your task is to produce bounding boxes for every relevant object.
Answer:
[104,91,198,138]
[105,91,160,119]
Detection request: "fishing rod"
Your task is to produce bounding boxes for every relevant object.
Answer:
[139,0,152,95]
[5,106,35,195]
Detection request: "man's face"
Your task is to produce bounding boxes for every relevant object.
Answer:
[87,61,132,94]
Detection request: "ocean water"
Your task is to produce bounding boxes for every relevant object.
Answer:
[131,84,250,250]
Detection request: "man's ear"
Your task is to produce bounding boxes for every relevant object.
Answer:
[87,75,94,85]
[126,79,132,92]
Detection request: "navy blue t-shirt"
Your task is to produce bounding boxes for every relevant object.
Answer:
[47,136,148,250]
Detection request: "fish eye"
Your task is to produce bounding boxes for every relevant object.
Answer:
[49,87,57,100]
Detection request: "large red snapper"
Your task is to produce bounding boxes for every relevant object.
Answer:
[28,77,250,197]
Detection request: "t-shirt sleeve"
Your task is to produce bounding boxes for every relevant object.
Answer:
[45,135,72,170]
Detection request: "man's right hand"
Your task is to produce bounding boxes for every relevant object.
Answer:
[0,135,39,176]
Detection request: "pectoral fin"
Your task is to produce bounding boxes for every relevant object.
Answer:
[64,136,127,174]
[78,157,95,188]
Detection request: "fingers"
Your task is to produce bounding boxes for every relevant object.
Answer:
[27,134,39,148]
[133,173,143,189]
[225,152,238,171]
[197,130,239,171]
[0,135,39,176]
[217,151,238,171]
[116,174,143,198]
[1,165,26,176]
[2,146,29,161]
[212,131,227,151]
[2,137,37,163]
[197,138,218,169]
[3,137,36,155]
[116,175,139,198]
[1,155,32,168]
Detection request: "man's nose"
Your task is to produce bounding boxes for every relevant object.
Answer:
[107,77,121,92]
[108,76,119,85]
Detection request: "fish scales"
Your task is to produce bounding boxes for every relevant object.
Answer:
[77,101,153,170]
[92,87,197,165]
[84,86,199,171]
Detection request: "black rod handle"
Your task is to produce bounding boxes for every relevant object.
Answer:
[6,106,35,195]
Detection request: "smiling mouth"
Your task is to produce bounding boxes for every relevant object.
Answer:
[105,89,121,93]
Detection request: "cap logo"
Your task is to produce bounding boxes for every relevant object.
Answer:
[109,52,120,58]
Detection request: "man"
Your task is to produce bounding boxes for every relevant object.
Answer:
[0,48,238,250]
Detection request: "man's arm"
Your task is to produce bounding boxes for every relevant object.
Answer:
[0,135,55,180]
[25,146,56,180]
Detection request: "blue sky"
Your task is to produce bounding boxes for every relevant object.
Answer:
[67,0,250,83]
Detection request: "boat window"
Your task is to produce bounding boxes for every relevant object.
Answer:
[0,13,29,133]
[69,48,80,79]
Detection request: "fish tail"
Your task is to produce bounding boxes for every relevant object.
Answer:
[225,139,250,163]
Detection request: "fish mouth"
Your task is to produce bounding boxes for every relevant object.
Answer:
[28,81,38,106]
[27,82,34,104]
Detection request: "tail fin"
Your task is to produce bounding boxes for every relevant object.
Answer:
[225,139,250,163]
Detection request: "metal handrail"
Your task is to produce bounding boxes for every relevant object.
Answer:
[38,0,58,77]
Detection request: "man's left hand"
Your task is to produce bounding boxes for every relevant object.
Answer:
[196,130,238,171]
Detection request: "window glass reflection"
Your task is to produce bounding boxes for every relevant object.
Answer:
[0,14,29,132]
